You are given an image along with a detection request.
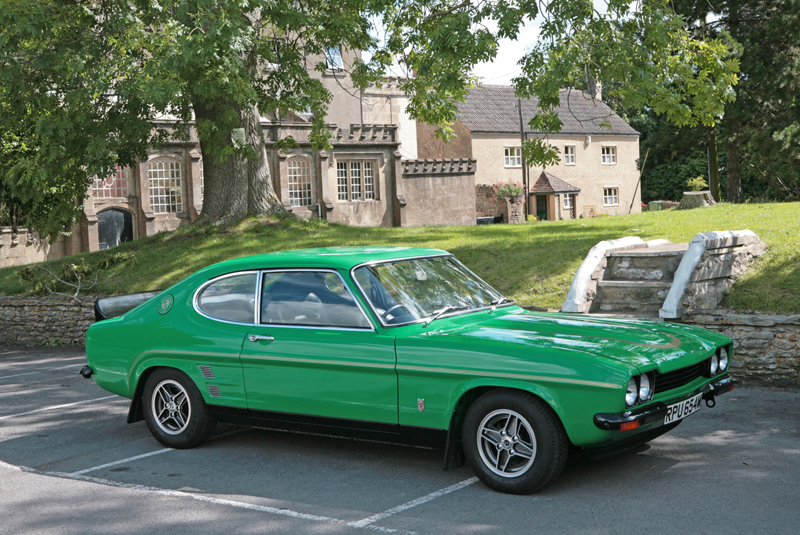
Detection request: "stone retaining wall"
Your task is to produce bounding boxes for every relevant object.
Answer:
[2,298,798,388]
[675,310,800,387]
[0,296,95,346]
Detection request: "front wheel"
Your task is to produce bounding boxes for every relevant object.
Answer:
[142,368,217,449]
[463,389,568,494]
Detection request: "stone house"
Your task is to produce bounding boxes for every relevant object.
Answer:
[417,85,641,221]
[2,49,480,266]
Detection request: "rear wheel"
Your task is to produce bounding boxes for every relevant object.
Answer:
[463,389,567,494]
[142,368,217,449]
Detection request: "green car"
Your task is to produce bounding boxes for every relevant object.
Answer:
[84,247,734,494]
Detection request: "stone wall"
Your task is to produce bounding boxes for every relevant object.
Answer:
[475,186,525,223]
[476,185,503,219]
[397,159,477,227]
[1,228,68,268]
[0,297,95,346]
[675,310,800,387]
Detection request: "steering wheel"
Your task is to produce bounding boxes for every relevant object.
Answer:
[382,304,407,320]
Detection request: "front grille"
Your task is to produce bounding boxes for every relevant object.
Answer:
[654,361,705,394]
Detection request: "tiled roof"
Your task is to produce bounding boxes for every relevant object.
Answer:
[457,86,639,136]
[530,171,580,194]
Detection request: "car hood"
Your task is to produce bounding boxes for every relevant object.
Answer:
[434,309,727,373]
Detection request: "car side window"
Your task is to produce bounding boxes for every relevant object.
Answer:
[196,273,257,323]
[261,271,372,329]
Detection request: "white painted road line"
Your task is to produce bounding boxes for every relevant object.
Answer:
[349,477,479,528]
[69,429,245,475]
[0,363,84,381]
[0,395,119,420]
[71,448,174,475]
[12,464,415,535]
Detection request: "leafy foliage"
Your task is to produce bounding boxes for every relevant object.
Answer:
[685,176,708,192]
[1,0,740,235]
[492,181,524,198]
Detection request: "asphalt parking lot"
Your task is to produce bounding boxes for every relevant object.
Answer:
[1,345,799,535]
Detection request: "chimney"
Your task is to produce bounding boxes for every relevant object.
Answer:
[588,74,602,101]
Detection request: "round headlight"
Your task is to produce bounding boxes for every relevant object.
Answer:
[719,347,729,372]
[625,378,639,408]
[710,354,719,376]
[638,373,652,402]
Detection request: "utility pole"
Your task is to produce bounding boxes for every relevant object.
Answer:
[517,99,529,219]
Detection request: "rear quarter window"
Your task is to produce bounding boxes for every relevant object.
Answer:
[196,273,257,323]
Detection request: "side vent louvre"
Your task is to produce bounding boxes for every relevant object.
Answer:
[198,365,215,379]
[207,385,222,397]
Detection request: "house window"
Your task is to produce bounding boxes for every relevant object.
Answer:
[603,188,619,206]
[337,161,376,201]
[287,156,313,207]
[562,194,573,210]
[564,146,576,165]
[148,158,183,213]
[267,39,282,69]
[601,146,617,165]
[92,166,128,198]
[326,45,343,70]
[504,147,521,168]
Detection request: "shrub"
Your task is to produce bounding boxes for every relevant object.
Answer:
[492,181,524,198]
[685,176,709,191]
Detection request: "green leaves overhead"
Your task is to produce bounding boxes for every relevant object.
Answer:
[1,0,740,235]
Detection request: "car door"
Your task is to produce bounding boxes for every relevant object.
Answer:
[241,269,398,424]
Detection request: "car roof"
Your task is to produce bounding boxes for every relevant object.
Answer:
[198,246,450,279]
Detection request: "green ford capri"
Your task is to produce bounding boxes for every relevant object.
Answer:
[83,247,734,494]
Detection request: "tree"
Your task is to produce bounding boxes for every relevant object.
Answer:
[668,0,800,202]
[1,0,739,236]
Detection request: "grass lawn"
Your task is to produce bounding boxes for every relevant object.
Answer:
[1,202,799,313]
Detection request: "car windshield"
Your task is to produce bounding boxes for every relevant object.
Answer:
[353,256,506,325]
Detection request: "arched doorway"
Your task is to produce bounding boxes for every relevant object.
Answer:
[97,208,133,250]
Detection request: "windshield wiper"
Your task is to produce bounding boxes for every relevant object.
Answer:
[490,297,514,310]
[423,305,469,327]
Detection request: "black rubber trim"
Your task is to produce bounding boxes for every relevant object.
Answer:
[593,403,668,431]
[208,406,448,449]
[594,374,734,431]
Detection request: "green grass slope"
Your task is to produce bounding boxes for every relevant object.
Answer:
[1,203,798,313]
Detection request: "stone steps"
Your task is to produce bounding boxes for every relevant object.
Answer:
[595,281,673,313]
[604,243,687,282]
[565,231,766,318]
[593,243,688,314]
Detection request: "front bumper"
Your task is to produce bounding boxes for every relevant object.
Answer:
[593,374,734,432]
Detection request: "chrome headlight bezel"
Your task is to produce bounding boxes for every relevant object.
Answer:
[718,347,729,372]
[709,354,719,376]
[638,373,652,403]
[625,377,639,408]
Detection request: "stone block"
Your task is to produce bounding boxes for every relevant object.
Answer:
[740,338,771,349]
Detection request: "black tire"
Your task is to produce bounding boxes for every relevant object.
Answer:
[462,389,568,494]
[142,368,217,449]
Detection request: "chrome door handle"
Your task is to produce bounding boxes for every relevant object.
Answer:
[248,334,274,342]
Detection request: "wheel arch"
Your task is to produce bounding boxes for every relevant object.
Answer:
[442,380,567,471]
[126,357,201,423]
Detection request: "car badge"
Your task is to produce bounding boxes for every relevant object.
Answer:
[158,294,174,315]
[417,398,425,412]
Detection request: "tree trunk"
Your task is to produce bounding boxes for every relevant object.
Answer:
[726,128,742,203]
[191,97,286,225]
[707,129,721,202]
[725,1,742,204]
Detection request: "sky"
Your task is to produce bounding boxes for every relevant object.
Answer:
[471,19,542,86]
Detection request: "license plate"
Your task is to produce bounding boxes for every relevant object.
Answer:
[664,393,703,424]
